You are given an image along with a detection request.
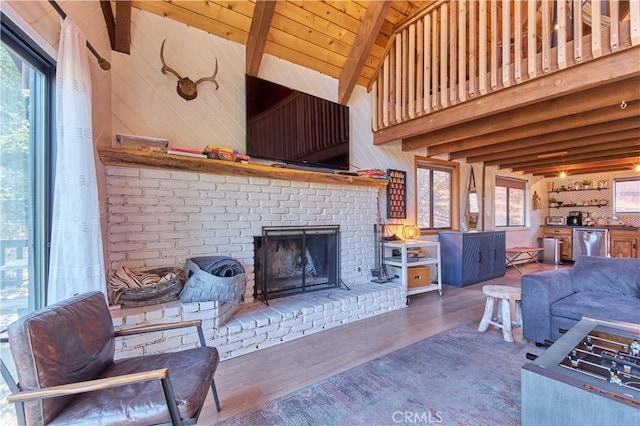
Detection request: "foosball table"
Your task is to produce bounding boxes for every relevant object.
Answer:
[521,316,640,425]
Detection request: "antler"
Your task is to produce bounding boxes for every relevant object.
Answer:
[195,58,219,91]
[160,39,183,80]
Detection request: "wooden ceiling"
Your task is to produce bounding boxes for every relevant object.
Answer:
[124,1,640,177]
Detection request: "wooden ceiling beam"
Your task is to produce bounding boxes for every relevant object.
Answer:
[505,142,640,170]
[374,46,640,145]
[442,106,640,159]
[404,77,640,150]
[338,1,392,105]
[528,157,640,177]
[246,0,278,76]
[100,0,131,54]
[115,1,131,54]
[467,125,640,166]
[100,1,116,50]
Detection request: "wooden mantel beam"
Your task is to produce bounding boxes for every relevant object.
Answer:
[246,0,278,76]
[338,1,392,105]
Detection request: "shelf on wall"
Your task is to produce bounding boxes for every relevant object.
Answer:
[547,188,607,193]
[97,147,389,188]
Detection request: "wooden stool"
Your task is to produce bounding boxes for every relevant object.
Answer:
[478,285,522,342]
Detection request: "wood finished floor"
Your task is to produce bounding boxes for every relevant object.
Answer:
[198,262,566,424]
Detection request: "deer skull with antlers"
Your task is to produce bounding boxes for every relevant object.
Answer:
[160,39,219,100]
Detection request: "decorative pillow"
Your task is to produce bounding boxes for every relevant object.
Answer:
[570,256,640,297]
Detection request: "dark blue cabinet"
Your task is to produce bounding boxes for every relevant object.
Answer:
[439,231,506,287]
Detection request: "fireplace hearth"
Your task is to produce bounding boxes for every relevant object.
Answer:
[254,225,343,304]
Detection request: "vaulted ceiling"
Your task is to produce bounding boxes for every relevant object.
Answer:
[111,1,639,177]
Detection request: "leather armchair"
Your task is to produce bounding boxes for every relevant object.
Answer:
[1,291,220,425]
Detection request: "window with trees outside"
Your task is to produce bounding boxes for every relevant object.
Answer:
[1,16,54,325]
[495,176,526,227]
[613,178,640,213]
[415,157,459,230]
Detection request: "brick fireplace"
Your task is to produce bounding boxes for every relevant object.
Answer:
[105,165,406,359]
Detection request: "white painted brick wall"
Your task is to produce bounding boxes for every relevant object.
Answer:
[105,165,407,360]
[106,165,380,300]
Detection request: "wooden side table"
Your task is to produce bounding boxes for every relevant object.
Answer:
[478,285,522,342]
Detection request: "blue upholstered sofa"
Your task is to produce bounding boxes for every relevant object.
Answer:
[521,256,640,344]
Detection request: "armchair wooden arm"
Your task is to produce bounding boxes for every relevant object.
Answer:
[6,369,169,403]
[6,368,184,425]
[115,319,202,336]
[115,319,208,348]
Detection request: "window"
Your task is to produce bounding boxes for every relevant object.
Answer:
[495,176,526,227]
[415,157,459,230]
[1,16,54,323]
[614,178,640,213]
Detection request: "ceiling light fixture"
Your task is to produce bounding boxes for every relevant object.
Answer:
[560,170,567,178]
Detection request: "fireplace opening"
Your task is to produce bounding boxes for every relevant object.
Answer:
[254,225,343,304]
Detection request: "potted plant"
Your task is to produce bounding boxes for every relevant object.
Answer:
[581,179,592,189]
[549,197,558,208]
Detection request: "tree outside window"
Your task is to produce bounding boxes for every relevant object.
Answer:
[495,177,526,227]
[415,157,459,230]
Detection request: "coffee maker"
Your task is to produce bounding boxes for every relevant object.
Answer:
[567,211,582,226]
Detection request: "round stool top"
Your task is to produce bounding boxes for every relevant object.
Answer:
[482,285,521,301]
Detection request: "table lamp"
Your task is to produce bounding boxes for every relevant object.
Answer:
[401,224,420,241]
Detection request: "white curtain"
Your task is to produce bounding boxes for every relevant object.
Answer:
[48,18,105,304]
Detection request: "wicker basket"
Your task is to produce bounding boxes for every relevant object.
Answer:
[109,267,185,308]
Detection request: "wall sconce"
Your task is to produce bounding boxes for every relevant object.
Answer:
[402,225,420,241]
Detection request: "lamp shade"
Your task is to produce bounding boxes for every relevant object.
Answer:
[402,225,420,240]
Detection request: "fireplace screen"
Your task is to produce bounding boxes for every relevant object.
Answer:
[254,225,340,304]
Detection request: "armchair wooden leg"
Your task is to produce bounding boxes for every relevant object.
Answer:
[161,376,183,426]
[211,379,221,412]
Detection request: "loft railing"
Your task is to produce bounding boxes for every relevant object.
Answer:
[369,0,639,132]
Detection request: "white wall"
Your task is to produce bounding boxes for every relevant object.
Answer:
[111,8,417,227]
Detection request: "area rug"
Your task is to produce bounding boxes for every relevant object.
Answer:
[219,325,543,426]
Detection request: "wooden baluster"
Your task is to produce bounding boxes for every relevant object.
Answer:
[432,9,439,110]
[514,0,522,83]
[416,19,424,116]
[527,0,537,78]
[408,24,416,119]
[610,0,619,51]
[557,0,567,69]
[490,0,498,89]
[395,33,402,123]
[458,0,467,102]
[383,55,390,127]
[423,15,431,113]
[440,3,449,108]
[371,81,378,131]
[631,0,640,46]
[468,0,477,97]
[450,0,458,105]
[573,0,583,63]
[502,0,511,87]
[479,0,488,94]
[592,0,602,58]
[542,0,551,72]
[402,28,409,120]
